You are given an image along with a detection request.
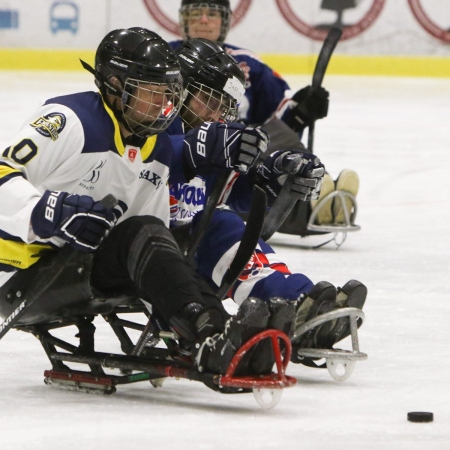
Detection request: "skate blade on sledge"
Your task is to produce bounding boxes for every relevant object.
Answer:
[292,307,367,382]
[44,370,117,395]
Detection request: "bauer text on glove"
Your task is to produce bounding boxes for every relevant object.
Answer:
[183,122,269,177]
[31,191,117,252]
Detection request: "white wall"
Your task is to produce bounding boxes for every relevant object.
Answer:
[0,0,449,56]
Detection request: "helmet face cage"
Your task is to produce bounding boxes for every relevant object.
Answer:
[93,28,183,137]
[179,3,231,43]
[181,81,237,130]
[121,78,182,137]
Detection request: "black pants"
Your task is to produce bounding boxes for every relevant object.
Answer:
[90,216,224,321]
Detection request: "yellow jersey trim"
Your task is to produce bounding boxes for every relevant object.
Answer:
[0,239,53,269]
[101,96,157,160]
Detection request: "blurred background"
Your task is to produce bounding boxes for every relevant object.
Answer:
[1,0,449,76]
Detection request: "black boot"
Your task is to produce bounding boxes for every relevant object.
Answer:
[248,298,295,375]
[192,298,270,375]
[322,280,367,348]
[291,281,337,359]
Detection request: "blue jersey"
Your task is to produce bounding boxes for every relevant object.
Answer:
[167,117,252,226]
[170,40,290,125]
[165,121,313,304]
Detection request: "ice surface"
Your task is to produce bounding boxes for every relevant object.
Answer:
[0,72,449,450]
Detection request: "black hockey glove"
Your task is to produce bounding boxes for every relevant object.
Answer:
[183,122,269,177]
[253,150,325,203]
[282,85,329,132]
[31,191,117,252]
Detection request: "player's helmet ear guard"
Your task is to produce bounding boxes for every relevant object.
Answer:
[81,27,183,137]
[175,38,245,129]
[179,0,231,44]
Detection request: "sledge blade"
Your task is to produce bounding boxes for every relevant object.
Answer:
[44,370,116,395]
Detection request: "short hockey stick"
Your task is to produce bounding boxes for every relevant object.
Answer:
[0,194,118,340]
[185,170,230,266]
[217,185,267,300]
[261,26,342,241]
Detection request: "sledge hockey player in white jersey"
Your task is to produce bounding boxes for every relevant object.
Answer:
[0,27,283,376]
[168,38,367,361]
[171,0,360,232]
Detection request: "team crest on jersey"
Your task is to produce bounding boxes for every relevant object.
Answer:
[128,148,138,162]
[239,250,269,281]
[31,113,66,141]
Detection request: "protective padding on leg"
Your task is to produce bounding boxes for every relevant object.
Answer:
[114,216,221,320]
[127,217,181,287]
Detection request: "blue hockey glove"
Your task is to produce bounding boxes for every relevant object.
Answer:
[31,191,117,252]
[183,122,268,176]
[282,85,329,132]
[254,150,325,203]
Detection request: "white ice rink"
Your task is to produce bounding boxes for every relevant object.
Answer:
[0,71,449,450]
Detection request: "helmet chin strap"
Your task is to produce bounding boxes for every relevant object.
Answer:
[80,59,134,134]
[80,59,123,98]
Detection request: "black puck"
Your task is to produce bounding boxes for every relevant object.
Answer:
[407,412,433,423]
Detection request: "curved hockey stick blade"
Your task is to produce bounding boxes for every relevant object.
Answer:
[0,195,118,340]
[185,170,231,266]
[217,185,267,300]
[308,26,342,152]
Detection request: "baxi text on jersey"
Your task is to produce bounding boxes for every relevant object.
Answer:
[139,170,163,188]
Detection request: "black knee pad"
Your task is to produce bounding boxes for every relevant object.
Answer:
[124,216,181,286]
[93,216,226,324]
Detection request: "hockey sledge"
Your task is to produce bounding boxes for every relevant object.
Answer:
[305,189,360,248]
[0,245,367,409]
[270,188,360,249]
[12,281,296,410]
[0,186,297,410]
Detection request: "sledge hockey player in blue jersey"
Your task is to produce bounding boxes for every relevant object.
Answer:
[168,38,367,359]
[171,0,360,230]
[0,27,289,376]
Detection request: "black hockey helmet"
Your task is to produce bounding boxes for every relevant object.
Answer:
[82,27,183,137]
[179,0,232,43]
[175,38,245,129]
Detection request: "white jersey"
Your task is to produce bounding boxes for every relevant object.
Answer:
[0,91,176,287]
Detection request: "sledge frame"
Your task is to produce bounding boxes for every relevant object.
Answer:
[16,301,296,409]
